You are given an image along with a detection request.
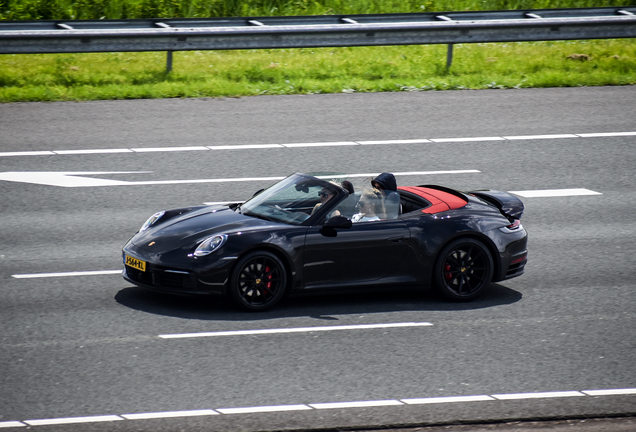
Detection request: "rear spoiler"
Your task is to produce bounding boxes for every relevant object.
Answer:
[468,189,525,220]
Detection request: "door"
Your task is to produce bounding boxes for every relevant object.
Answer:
[302,219,410,288]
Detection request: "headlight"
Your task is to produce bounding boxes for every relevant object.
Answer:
[140,211,165,232]
[194,234,228,257]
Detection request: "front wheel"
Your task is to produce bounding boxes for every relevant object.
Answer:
[433,238,493,302]
[229,251,287,311]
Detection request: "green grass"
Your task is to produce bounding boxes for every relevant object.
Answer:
[2,0,635,101]
[1,0,633,20]
[1,39,635,102]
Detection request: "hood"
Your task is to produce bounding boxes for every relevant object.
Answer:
[130,207,277,253]
[373,173,397,192]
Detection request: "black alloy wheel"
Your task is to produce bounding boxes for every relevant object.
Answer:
[433,238,493,301]
[230,251,287,311]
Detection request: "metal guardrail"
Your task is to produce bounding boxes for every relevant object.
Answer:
[1,7,635,70]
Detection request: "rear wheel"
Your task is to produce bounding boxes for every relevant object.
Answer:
[433,238,493,302]
[229,251,287,311]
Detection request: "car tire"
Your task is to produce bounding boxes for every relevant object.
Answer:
[433,238,494,302]
[229,251,287,311]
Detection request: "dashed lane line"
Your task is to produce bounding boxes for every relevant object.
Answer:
[11,270,121,279]
[158,322,434,339]
[491,391,586,400]
[216,405,310,414]
[309,400,404,409]
[121,409,218,420]
[402,395,495,404]
[2,388,635,428]
[1,131,634,158]
[22,415,124,426]
[508,188,602,198]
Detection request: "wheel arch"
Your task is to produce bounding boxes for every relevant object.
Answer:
[228,244,295,295]
[433,232,501,282]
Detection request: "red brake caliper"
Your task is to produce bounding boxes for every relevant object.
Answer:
[265,266,272,292]
[444,263,453,281]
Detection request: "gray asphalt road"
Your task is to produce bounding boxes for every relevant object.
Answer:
[1,87,635,431]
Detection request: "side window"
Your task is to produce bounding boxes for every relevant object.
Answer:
[335,193,359,218]
[400,195,432,214]
[384,191,400,219]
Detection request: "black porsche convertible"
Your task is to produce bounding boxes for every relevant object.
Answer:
[122,173,528,311]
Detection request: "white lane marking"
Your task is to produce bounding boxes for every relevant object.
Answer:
[578,132,636,137]
[1,131,633,158]
[208,144,283,150]
[0,170,480,188]
[117,176,285,187]
[53,149,132,155]
[503,134,579,140]
[159,322,433,339]
[129,146,209,152]
[5,388,634,428]
[0,151,55,157]
[430,137,505,143]
[358,139,432,145]
[314,170,481,179]
[0,171,149,187]
[217,405,311,414]
[402,395,494,404]
[0,422,25,428]
[121,409,218,420]
[509,188,602,198]
[491,391,585,400]
[310,400,403,409]
[12,270,121,279]
[24,415,124,426]
[583,388,636,396]
[282,141,358,148]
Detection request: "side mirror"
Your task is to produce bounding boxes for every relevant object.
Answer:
[320,215,352,237]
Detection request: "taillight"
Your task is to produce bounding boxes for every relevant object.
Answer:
[499,219,522,233]
[507,220,521,230]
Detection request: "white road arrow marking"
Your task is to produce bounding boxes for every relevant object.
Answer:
[0,171,149,187]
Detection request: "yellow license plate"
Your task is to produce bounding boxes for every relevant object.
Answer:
[125,255,146,272]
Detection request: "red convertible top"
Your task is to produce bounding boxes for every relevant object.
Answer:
[398,186,468,214]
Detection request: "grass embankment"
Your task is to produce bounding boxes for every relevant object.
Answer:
[1,0,631,20]
[1,40,635,102]
[1,0,635,102]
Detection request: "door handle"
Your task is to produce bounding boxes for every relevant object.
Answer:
[388,237,407,243]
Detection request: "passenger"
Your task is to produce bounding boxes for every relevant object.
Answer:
[352,190,384,223]
[372,173,397,194]
[371,172,400,219]
[334,180,356,218]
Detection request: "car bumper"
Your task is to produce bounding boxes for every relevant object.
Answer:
[495,231,528,282]
[122,244,233,295]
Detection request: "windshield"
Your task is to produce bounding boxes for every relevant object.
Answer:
[238,174,345,226]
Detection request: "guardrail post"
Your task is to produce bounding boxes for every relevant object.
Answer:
[446,43,454,69]
[166,50,173,73]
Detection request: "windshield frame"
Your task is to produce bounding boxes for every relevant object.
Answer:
[238,173,348,226]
